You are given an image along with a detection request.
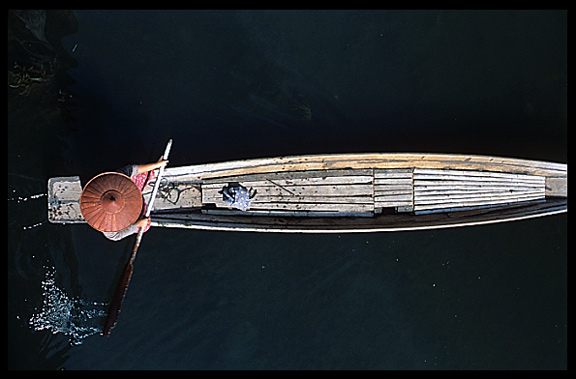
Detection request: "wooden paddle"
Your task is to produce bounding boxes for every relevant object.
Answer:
[103,139,173,336]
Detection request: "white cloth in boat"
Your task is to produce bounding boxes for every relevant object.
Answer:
[221,183,253,211]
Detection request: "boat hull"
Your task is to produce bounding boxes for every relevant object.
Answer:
[48,153,567,233]
[150,197,566,233]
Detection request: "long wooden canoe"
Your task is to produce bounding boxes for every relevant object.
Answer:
[48,153,567,233]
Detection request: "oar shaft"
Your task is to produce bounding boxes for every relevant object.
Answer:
[102,139,172,337]
[132,138,172,250]
[130,138,172,254]
[145,139,172,218]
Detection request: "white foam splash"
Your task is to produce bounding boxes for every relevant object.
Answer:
[29,267,108,346]
[8,192,47,230]
[7,192,47,203]
[23,222,43,230]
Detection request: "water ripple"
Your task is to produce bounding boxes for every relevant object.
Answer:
[29,267,108,346]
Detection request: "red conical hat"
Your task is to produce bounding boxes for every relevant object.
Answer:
[79,172,143,232]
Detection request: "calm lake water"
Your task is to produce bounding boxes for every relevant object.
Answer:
[8,10,566,369]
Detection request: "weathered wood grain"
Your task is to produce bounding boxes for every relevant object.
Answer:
[373,168,413,211]
[413,168,546,212]
[48,152,567,232]
[48,177,85,223]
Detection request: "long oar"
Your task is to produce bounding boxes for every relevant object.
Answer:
[103,139,173,336]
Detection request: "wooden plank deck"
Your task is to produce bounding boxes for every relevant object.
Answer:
[201,167,422,215]
[413,168,546,214]
[200,166,549,216]
[201,169,375,215]
[374,169,413,211]
[142,181,202,211]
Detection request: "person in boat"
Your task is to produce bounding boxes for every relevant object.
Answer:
[79,159,168,241]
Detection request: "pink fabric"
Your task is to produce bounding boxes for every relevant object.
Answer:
[131,170,156,233]
[132,169,156,191]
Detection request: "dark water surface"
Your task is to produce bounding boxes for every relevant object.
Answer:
[8,10,566,369]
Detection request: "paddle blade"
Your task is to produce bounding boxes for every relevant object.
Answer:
[103,260,134,336]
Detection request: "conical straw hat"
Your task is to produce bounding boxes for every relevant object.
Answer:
[79,172,143,232]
